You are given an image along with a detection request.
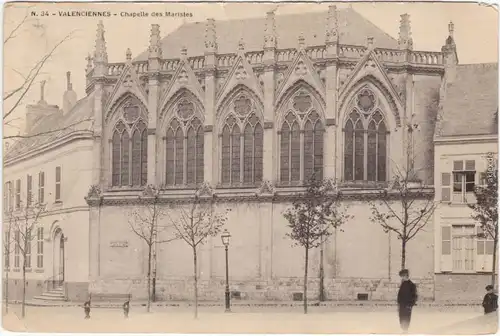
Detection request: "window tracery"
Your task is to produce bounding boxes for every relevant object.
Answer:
[279,90,324,184]
[164,97,204,187]
[220,93,263,186]
[110,97,148,188]
[344,87,388,182]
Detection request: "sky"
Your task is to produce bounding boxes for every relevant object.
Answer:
[3,2,498,137]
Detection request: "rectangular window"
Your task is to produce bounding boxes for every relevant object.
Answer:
[452,225,475,272]
[37,227,44,268]
[452,160,476,203]
[38,172,45,204]
[55,166,61,202]
[14,230,20,269]
[7,181,13,211]
[479,172,487,187]
[477,226,494,256]
[441,173,451,202]
[441,226,451,255]
[26,175,32,207]
[3,182,8,214]
[4,230,10,268]
[15,179,21,209]
[25,230,31,269]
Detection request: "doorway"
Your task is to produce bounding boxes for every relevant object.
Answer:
[53,228,65,288]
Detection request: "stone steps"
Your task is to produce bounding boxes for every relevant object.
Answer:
[33,288,66,302]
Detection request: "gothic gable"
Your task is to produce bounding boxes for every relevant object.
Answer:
[105,92,148,128]
[159,59,205,115]
[275,50,325,106]
[338,51,404,127]
[104,64,148,122]
[216,54,264,111]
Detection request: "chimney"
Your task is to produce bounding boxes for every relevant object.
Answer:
[442,21,458,84]
[25,81,60,134]
[63,71,77,114]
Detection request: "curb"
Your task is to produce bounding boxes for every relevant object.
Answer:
[16,300,482,309]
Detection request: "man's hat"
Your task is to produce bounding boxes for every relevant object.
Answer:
[486,285,494,291]
[399,269,409,276]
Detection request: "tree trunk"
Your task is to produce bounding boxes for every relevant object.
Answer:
[492,236,498,288]
[4,263,9,314]
[193,246,199,319]
[401,240,407,271]
[303,246,309,314]
[319,242,325,302]
[146,244,152,313]
[21,263,26,318]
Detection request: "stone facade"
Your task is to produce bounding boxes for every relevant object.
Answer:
[5,7,466,303]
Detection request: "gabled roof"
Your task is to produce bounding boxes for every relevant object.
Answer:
[438,63,498,138]
[4,93,95,163]
[134,7,398,61]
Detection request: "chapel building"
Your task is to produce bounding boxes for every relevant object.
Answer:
[3,7,472,302]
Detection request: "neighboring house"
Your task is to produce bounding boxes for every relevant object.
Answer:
[4,7,459,302]
[3,74,94,301]
[434,63,498,301]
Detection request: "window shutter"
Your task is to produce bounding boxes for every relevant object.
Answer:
[441,226,452,272]
[441,173,451,202]
[465,160,475,171]
[453,160,464,171]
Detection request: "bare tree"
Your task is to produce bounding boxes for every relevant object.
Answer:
[128,185,175,313]
[469,168,498,287]
[12,196,46,318]
[166,190,230,319]
[3,208,17,315]
[3,5,92,140]
[370,124,437,270]
[283,175,352,314]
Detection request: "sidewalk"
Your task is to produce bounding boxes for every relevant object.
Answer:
[17,298,482,308]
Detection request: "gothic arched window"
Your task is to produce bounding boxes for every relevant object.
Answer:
[220,93,263,186]
[164,98,204,187]
[110,98,148,188]
[343,87,388,182]
[303,111,324,181]
[279,90,324,184]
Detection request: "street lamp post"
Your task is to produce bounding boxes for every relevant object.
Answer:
[221,229,231,313]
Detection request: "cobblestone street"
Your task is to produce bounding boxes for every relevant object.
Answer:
[2,304,497,334]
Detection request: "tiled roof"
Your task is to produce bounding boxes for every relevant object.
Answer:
[134,7,398,61]
[438,63,498,137]
[4,93,95,162]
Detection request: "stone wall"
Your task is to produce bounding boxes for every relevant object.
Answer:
[91,277,435,302]
[3,278,44,302]
[435,273,492,303]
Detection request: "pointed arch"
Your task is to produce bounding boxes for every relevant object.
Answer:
[160,87,205,125]
[275,79,326,126]
[277,80,325,185]
[162,88,205,188]
[342,83,390,183]
[108,92,148,188]
[159,60,205,113]
[105,91,148,124]
[216,84,264,128]
[339,75,401,128]
[218,84,264,186]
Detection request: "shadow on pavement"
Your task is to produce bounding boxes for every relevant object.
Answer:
[432,312,498,335]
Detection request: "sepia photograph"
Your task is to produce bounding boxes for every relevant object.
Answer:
[2,1,499,334]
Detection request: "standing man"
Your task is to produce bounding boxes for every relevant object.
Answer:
[482,285,498,314]
[397,269,418,333]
